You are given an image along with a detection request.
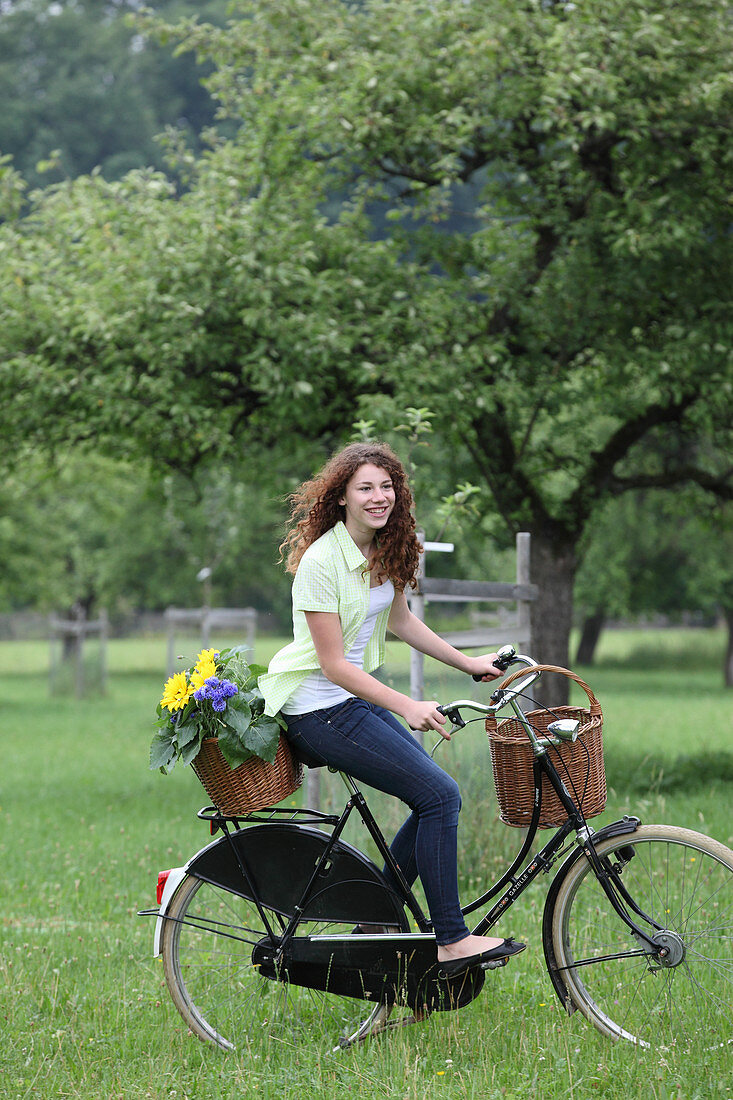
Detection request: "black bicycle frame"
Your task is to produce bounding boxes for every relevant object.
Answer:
[468,751,658,950]
[195,743,659,959]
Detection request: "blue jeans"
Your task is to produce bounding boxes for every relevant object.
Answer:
[283,698,470,946]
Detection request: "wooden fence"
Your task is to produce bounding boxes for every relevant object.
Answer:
[407,531,535,700]
[165,607,257,676]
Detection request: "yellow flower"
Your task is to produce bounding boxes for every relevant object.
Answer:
[190,648,220,691]
[160,671,193,712]
[196,648,220,666]
[191,658,218,691]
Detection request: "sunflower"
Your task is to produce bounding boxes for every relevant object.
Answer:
[196,648,220,666]
[190,653,218,691]
[160,671,194,712]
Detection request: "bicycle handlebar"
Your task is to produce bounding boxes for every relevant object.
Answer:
[432,646,541,753]
[440,645,541,715]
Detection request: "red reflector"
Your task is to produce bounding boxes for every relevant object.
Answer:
[157,870,171,905]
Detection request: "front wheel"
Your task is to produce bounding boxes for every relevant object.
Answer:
[549,825,733,1049]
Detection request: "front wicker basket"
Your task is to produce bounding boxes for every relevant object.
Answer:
[190,734,304,816]
[486,665,606,829]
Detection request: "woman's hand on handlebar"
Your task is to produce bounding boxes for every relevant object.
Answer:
[466,653,505,682]
[401,699,450,736]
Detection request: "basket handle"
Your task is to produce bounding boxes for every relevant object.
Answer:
[493,664,602,717]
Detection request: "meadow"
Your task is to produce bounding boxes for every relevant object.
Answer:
[1,627,731,1100]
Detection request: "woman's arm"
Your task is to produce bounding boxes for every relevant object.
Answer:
[304,610,449,733]
[388,589,502,680]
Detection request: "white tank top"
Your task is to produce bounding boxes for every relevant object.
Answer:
[282,579,395,715]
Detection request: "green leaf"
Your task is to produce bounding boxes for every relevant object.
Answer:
[239,689,265,716]
[216,725,254,769]
[239,715,281,765]
[174,719,200,749]
[179,730,204,767]
[223,699,253,735]
[150,729,177,771]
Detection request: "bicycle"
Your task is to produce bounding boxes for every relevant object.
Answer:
[139,646,733,1053]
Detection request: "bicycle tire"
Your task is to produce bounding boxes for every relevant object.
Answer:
[160,872,402,1051]
[549,824,733,1049]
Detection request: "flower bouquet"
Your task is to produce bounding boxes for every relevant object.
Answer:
[150,646,286,774]
[150,646,302,814]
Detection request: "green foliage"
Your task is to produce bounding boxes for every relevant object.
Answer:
[575,489,733,621]
[0,158,421,472]
[0,0,227,188]
[151,645,285,771]
[0,0,731,674]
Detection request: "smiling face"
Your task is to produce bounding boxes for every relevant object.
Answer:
[339,462,396,546]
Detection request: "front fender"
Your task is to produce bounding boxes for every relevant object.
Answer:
[541,816,642,1012]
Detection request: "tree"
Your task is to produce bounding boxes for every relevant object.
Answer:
[0,0,226,188]
[574,490,733,681]
[1,0,731,703]
[179,0,731,697]
[0,444,318,626]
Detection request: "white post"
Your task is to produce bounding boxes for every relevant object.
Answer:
[516,532,531,647]
[516,531,532,716]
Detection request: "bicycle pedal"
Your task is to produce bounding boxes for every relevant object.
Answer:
[481,957,509,971]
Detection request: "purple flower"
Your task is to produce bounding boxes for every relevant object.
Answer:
[194,676,238,712]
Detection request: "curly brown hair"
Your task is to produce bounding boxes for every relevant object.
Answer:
[280,442,422,590]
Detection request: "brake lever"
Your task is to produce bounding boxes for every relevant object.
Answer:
[431,705,467,757]
[436,705,466,729]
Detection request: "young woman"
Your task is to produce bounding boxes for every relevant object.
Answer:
[260,442,525,977]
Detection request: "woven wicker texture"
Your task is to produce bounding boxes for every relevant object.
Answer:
[191,734,304,815]
[486,665,606,828]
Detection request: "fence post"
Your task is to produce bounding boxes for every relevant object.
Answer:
[166,611,176,678]
[306,767,321,812]
[409,533,426,706]
[99,608,109,696]
[74,608,85,700]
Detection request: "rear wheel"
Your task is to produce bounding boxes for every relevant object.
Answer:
[550,825,733,1049]
[160,874,403,1051]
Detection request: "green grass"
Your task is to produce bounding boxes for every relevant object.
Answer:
[1,628,732,1099]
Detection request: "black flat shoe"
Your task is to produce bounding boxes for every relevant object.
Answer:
[437,938,526,980]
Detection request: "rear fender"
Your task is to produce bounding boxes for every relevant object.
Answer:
[153,865,187,957]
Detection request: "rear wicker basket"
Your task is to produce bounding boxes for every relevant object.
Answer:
[486,665,606,829]
[191,734,304,816]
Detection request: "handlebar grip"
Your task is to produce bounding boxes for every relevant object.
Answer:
[471,644,517,680]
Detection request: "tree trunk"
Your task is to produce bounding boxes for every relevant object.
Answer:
[724,607,733,688]
[528,531,577,709]
[575,611,606,666]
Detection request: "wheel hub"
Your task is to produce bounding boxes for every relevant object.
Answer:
[650,930,686,968]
